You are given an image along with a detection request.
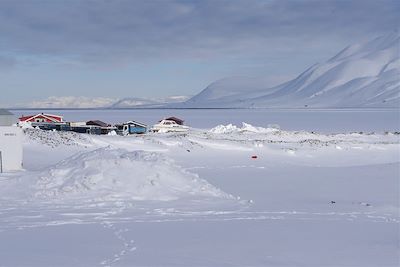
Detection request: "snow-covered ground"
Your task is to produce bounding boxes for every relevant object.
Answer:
[0,117,399,266]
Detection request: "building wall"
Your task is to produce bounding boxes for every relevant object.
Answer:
[0,127,23,172]
[20,114,63,123]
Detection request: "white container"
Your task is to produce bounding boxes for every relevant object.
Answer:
[0,126,23,172]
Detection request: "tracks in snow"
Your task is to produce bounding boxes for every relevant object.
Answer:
[100,221,137,267]
[0,205,399,231]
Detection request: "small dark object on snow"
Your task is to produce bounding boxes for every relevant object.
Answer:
[330,201,336,204]
[251,155,258,159]
[358,202,372,207]
[186,149,190,152]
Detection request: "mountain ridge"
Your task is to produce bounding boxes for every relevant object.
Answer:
[4,34,399,109]
[177,33,400,108]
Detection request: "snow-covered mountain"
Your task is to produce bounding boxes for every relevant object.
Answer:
[12,96,118,109]
[7,95,191,109]
[111,95,190,108]
[180,33,400,108]
[6,34,398,109]
[110,97,160,108]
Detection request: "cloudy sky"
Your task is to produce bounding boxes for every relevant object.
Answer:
[0,0,399,104]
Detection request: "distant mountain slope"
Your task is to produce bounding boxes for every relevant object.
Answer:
[110,97,159,108]
[12,96,117,109]
[111,96,190,108]
[180,33,400,108]
[8,95,190,109]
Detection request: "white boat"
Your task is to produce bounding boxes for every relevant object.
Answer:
[151,119,189,133]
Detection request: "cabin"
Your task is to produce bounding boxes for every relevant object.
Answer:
[19,113,67,131]
[86,120,115,135]
[68,121,101,135]
[162,117,184,125]
[70,125,102,135]
[115,121,147,135]
[19,113,63,123]
[32,122,70,132]
[86,120,110,128]
[0,109,23,172]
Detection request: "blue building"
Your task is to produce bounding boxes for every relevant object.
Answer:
[116,121,147,135]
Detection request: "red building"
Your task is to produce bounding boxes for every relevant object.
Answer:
[19,113,64,123]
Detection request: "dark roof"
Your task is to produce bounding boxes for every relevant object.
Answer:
[0,109,13,116]
[86,120,109,127]
[163,117,184,125]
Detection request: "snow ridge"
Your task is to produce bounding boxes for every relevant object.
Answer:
[33,148,231,201]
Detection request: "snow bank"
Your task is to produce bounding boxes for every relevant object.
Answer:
[34,148,230,201]
[107,130,117,136]
[24,128,92,147]
[210,123,280,134]
[207,123,400,146]
[18,121,34,129]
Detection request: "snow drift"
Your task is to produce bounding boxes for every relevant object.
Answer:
[179,33,400,108]
[207,123,400,146]
[210,123,280,134]
[32,148,230,201]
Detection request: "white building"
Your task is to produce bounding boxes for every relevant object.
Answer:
[0,109,23,172]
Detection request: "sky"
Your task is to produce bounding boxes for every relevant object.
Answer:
[0,0,399,105]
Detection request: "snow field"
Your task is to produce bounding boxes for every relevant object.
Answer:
[0,121,398,266]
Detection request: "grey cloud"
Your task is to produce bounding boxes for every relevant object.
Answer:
[0,0,398,66]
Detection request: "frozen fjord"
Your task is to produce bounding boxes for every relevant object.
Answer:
[11,108,400,133]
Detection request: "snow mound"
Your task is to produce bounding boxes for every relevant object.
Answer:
[210,123,280,134]
[207,123,400,146]
[18,121,34,129]
[24,128,92,147]
[34,148,230,201]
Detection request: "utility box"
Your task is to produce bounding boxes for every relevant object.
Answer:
[0,127,23,172]
[0,109,23,172]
